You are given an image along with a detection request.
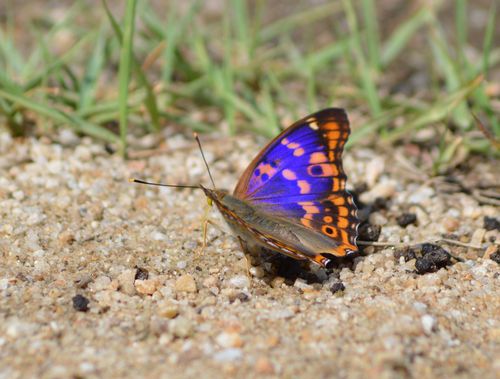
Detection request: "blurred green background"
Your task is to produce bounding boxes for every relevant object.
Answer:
[0,0,498,165]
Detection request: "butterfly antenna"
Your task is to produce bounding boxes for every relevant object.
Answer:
[129,178,200,190]
[193,132,217,189]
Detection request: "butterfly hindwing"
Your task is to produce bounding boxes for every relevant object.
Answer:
[233,108,359,258]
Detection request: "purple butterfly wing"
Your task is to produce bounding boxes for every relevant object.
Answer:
[234,108,359,256]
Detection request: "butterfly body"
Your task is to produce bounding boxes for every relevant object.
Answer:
[202,108,359,268]
[203,187,342,265]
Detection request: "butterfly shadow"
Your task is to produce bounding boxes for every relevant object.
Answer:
[247,247,357,287]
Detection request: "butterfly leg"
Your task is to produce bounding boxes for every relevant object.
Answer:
[200,201,212,251]
[199,201,220,253]
[198,218,226,254]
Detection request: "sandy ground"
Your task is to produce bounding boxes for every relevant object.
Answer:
[0,129,498,379]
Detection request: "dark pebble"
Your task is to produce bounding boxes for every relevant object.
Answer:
[396,213,417,228]
[490,252,500,264]
[104,144,115,154]
[330,281,345,294]
[483,216,500,231]
[415,244,452,274]
[415,258,435,274]
[135,267,149,280]
[236,292,250,302]
[72,294,90,312]
[358,223,381,242]
[394,247,416,262]
[373,197,389,211]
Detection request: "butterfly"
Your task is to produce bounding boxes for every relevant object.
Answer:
[199,108,359,268]
[132,108,359,268]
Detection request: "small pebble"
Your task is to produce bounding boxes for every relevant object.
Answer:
[255,356,275,375]
[368,212,388,226]
[58,231,75,246]
[175,274,197,293]
[249,266,265,278]
[421,314,436,334]
[215,332,244,348]
[469,229,486,247]
[443,217,460,232]
[157,302,179,319]
[212,348,243,363]
[134,267,149,280]
[169,317,194,338]
[359,180,397,203]
[228,275,250,289]
[117,269,136,296]
[396,213,417,227]
[408,186,434,203]
[58,129,80,146]
[270,277,285,288]
[358,223,381,242]
[91,276,111,292]
[135,279,158,295]
[414,244,452,274]
[365,157,385,187]
[483,245,498,260]
[235,292,250,302]
[394,247,416,262]
[72,294,90,312]
[483,216,500,231]
[293,278,312,291]
[202,276,219,288]
[330,281,345,295]
[490,252,500,264]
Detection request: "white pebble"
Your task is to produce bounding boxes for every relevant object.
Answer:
[212,348,243,363]
[176,261,187,270]
[91,276,112,292]
[13,190,24,200]
[228,275,250,289]
[413,302,428,313]
[152,231,168,241]
[421,314,436,334]
[408,187,434,204]
[0,279,9,290]
[215,332,241,348]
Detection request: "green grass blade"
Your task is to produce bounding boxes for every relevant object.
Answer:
[0,29,24,77]
[429,24,471,128]
[385,76,482,142]
[381,7,433,67]
[482,1,497,76]
[103,0,160,135]
[23,33,94,92]
[258,79,280,137]
[117,0,137,156]
[348,108,403,147]
[78,27,106,113]
[342,0,381,116]
[259,2,341,41]
[455,0,468,65]
[162,1,200,84]
[305,40,349,71]
[361,0,381,70]
[221,14,236,135]
[0,88,118,142]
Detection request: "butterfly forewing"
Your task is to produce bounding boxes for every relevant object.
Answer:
[233,108,359,261]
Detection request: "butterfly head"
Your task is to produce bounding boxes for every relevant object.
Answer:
[200,185,228,206]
